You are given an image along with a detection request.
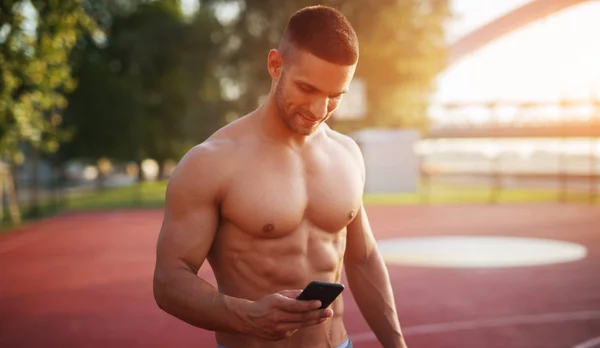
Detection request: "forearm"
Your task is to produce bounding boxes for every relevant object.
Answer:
[346,252,407,348]
[153,268,250,333]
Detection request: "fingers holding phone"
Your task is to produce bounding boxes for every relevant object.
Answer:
[296,281,345,309]
[241,290,333,341]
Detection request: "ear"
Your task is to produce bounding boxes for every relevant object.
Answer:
[267,49,284,80]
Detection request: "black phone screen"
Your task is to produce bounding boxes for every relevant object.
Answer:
[296,281,345,309]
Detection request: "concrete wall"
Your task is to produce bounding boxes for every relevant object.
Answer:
[351,129,421,194]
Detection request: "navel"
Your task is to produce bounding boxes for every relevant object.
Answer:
[262,223,275,233]
[348,210,356,219]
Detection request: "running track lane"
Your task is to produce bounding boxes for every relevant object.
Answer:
[1,204,599,347]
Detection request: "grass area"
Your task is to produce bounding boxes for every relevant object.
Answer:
[26,179,600,211]
[365,180,600,205]
[65,181,168,211]
[0,182,168,233]
[61,180,594,210]
[364,182,562,205]
[1,179,597,234]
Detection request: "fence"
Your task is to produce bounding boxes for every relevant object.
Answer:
[420,99,600,204]
[0,158,172,227]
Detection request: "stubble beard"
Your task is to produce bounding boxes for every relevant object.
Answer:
[274,75,314,136]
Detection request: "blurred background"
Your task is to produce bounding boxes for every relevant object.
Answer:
[1,0,599,228]
[3,2,600,348]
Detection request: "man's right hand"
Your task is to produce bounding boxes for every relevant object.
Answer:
[240,289,334,341]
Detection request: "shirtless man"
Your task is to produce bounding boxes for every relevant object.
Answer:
[153,5,407,348]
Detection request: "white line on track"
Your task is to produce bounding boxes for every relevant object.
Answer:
[349,310,600,343]
[573,336,600,348]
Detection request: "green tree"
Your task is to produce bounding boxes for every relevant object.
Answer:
[59,0,155,164]
[0,0,96,163]
[177,6,229,145]
[0,0,96,220]
[60,0,227,178]
[347,0,450,131]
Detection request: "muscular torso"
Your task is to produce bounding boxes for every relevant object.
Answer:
[206,119,364,347]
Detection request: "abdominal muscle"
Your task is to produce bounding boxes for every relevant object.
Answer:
[207,221,349,348]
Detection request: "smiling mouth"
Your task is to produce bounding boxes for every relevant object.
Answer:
[299,113,318,125]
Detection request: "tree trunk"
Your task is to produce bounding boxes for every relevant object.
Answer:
[29,147,41,218]
[157,159,165,181]
[96,171,106,191]
[4,168,21,225]
[137,159,145,183]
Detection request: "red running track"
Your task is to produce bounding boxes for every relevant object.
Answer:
[1,204,599,348]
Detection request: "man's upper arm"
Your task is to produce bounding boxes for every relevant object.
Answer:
[339,134,378,266]
[155,143,227,276]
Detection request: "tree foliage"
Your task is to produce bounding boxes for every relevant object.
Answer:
[2,0,450,166]
[60,0,227,167]
[0,0,97,163]
[347,0,450,130]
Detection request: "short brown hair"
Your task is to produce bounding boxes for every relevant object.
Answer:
[279,5,359,66]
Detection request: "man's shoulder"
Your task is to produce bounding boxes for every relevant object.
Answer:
[174,133,239,178]
[324,126,363,160]
[186,116,250,162]
[187,139,233,160]
[167,138,238,201]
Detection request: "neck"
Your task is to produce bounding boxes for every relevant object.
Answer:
[254,94,317,148]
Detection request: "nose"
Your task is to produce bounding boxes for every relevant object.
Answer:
[308,97,328,120]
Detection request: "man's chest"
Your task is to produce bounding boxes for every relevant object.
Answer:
[220,145,363,237]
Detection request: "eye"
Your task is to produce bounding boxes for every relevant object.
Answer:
[330,94,343,102]
[300,85,315,94]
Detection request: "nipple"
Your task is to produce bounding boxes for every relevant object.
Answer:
[262,223,275,233]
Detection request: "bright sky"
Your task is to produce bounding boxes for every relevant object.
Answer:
[444,0,534,43]
[436,0,600,103]
[429,0,600,158]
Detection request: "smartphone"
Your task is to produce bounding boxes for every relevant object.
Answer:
[296,281,345,309]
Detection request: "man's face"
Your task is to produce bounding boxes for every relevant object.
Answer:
[272,49,356,136]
